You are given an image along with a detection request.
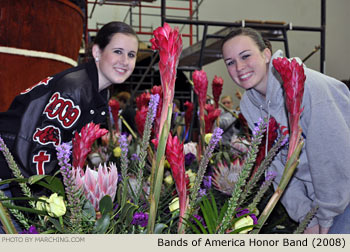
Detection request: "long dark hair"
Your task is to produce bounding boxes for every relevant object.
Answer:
[221,27,272,53]
[93,21,138,50]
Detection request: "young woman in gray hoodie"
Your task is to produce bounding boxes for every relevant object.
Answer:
[222,27,350,234]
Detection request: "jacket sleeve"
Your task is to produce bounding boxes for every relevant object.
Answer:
[302,94,350,228]
[14,80,83,177]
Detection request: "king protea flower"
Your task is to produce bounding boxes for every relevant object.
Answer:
[212,159,244,195]
[212,75,224,108]
[204,104,221,133]
[272,57,306,159]
[74,163,118,211]
[166,133,187,232]
[109,98,120,133]
[72,123,108,169]
[150,22,183,134]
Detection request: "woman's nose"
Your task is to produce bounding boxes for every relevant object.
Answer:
[236,60,245,71]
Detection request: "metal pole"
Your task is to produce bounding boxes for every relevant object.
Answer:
[161,0,166,26]
[320,0,326,73]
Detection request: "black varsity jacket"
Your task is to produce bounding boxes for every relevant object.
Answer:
[0,61,109,179]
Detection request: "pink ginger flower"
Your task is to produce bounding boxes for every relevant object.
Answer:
[272,57,306,159]
[212,75,224,108]
[150,22,183,135]
[166,134,187,231]
[74,163,118,211]
[72,123,108,169]
[204,104,221,133]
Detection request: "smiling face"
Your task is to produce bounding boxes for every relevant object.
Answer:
[93,33,138,90]
[222,35,271,96]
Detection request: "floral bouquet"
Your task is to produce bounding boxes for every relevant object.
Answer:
[0,24,313,234]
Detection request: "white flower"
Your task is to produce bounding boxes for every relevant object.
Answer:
[184,142,197,156]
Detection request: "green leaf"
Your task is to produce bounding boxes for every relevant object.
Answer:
[99,195,113,215]
[119,202,137,223]
[28,175,48,185]
[34,176,65,197]
[154,223,168,234]
[0,178,27,186]
[82,201,96,220]
[93,213,111,234]
[48,217,63,233]
[2,202,46,215]
[223,151,231,164]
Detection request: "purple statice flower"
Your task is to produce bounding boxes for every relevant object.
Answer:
[198,188,207,197]
[261,171,277,188]
[203,175,212,189]
[131,212,149,227]
[20,225,39,234]
[236,208,258,225]
[0,136,4,151]
[207,127,223,155]
[265,171,277,182]
[252,117,267,136]
[192,214,206,227]
[185,153,196,166]
[118,134,129,179]
[131,153,140,161]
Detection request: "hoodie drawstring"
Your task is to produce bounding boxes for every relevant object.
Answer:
[265,100,271,157]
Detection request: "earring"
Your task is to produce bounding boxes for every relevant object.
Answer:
[95,57,99,62]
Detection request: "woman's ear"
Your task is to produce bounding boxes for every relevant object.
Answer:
[92,44,101,62]
[263,48,272,64]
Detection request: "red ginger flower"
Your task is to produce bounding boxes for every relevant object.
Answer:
[272,57,306,159]
[184,101,194,131]
[136,92,151,110]
[204,104,221,133]
[212,75,224,108]
[109,98,120,132]
[135,105,148,137]
[193,70,208,109]
[166,134,187,230]
[150,23,183,134]
[273,58,305,116]
[72,122,108,169]
[251,117,279,178]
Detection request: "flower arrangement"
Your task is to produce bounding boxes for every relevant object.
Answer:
[0,25,313,234]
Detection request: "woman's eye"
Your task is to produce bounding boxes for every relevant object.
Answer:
[128,52,136,58]
[242,54,250,60]
[114,49,123,54]
[226,60,235,66]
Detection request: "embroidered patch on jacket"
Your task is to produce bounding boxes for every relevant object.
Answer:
[33,125,61,146]
[21,77,53,94]
[33,151,51,175]
[43,92,81,128]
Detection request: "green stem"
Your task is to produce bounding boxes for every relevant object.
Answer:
[147,104,173,233]
[251,140,304,234]
[0,201,17,234]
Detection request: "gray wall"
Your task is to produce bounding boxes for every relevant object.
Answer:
[88,0,350,107]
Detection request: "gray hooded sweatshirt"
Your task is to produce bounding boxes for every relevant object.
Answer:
[240,50,350,228]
